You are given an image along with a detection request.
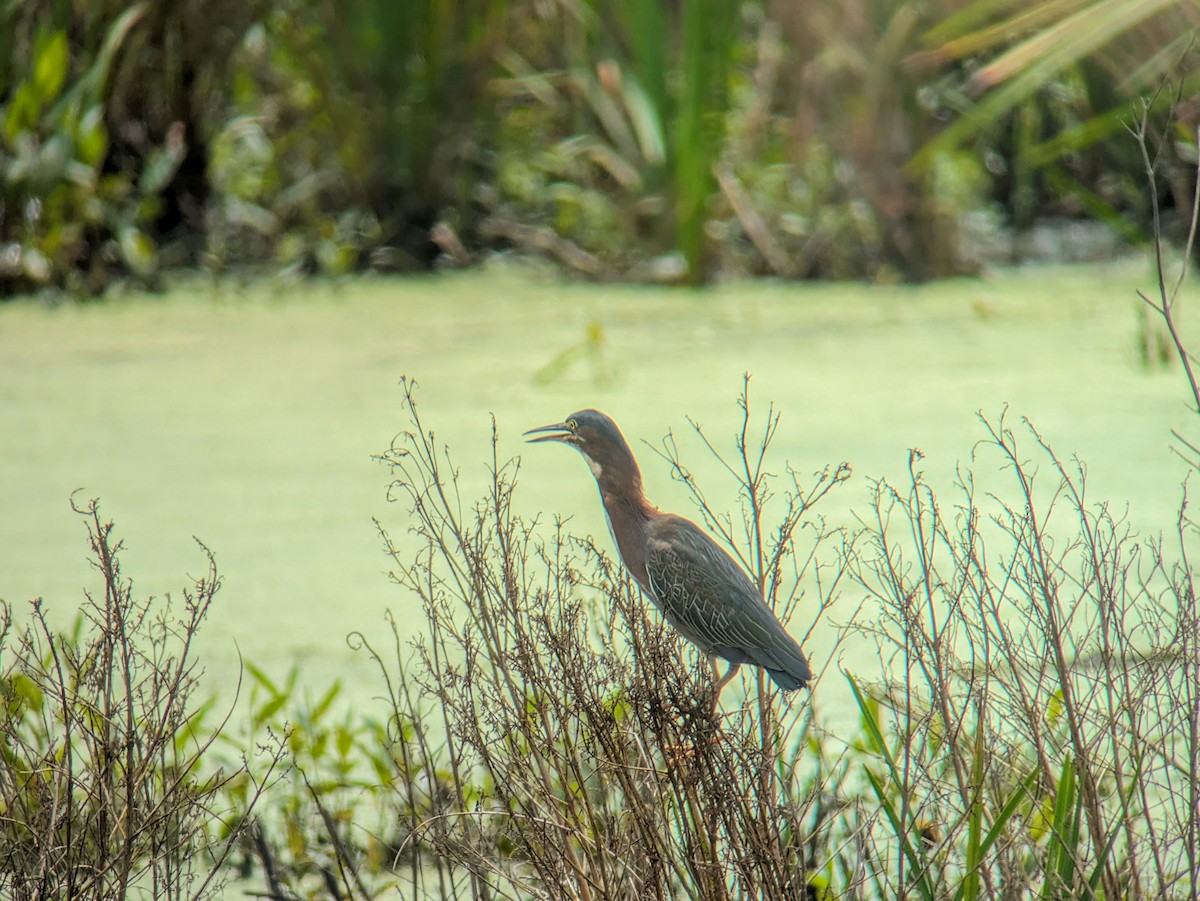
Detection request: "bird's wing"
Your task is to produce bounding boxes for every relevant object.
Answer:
[644,515,810,687]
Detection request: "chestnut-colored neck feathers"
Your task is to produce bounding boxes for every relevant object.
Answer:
[586,443,657,593]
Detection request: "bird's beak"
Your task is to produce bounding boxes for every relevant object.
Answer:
[524,422,574,444]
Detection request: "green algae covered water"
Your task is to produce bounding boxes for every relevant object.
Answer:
[0,260,1192,708]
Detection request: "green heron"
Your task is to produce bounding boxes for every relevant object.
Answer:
[525,409,811,705]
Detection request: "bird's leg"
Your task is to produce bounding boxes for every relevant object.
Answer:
[708,659,741,719]
[663,659,738,767]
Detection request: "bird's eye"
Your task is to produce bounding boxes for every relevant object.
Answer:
[567,419,578,431]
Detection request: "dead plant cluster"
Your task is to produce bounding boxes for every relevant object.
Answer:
[359,378,854,900]
[4,377,1199,901]
[352,378,1200,901]
[0,497,282,901]
[850,417,1199,899]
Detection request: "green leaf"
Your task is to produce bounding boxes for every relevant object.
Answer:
[118,227,157,277]
[310,730,328,759]
[1041,755,1080,901]
[621,74,666,165]
[256,694,288,722]
[76,106,108,168]
[927,712,944,757]
[4,83,42,143]
[1029,793,1053,843]
[138,142,184,195]
[175,697,214,752]
[73,4,148,107]
[1086,756,1140,896]
[961,718,987,901]
[849,674,936,901]
[847,674,892,764]
[976,767,1041,865]
[1046,689,1064,728]
[310,679,342,722]
[956,766,1041,901]
[10,674,44,712]
[370,752,393,784]
[608,692,629,723]
[316,239,356,276]
[673,0,739,283]
[807,871,831,901]
[287,728,306,756]
[532,342,585,386]
[244,660,280,696]
[910,0,1180,175]
[335,725,353,759]
[33,31,69,106]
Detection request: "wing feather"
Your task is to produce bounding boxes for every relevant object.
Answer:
[643,515,811,689]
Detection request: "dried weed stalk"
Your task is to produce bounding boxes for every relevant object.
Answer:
[849,416,1200,900]
[0,497,283,901]
[368,378,853,900]
[366,376,1200,901]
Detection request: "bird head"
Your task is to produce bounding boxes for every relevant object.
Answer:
[524,409,639,485]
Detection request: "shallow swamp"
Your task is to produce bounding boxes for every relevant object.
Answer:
[0,258,1192,716]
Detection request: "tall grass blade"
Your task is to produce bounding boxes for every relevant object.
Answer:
[1041,754,1080,901]
[850,674,937,901]
[863,767,938,901]
[977,766,1041,863]
[956,765,1041,901]
[847,674,895,768]
[673,0,738,284]
[961,716,987,901]
[616,0,668,171]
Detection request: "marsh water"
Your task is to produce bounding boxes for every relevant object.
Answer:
[0,259,1192,713]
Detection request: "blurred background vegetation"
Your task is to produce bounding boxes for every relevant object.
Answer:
[2,0,1198,295]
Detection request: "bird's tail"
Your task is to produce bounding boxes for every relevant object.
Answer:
[767,658,811,691]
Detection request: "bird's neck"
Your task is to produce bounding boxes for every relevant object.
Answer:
[597,479,656,593]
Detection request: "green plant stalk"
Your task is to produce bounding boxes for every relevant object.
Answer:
[617,0,668,178]
[674,0,708,284]
[850,675,937,901]
[863,767,937,901]
[673,0,737,285]
[1022,105,1130,169]
[1041,754,1079,901]
[963,765,1041,899]
[1013,99,1039,226]
[960,715,987,901]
